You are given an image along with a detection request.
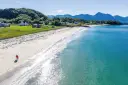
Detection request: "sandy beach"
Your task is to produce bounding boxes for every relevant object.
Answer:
[0,27,87,85]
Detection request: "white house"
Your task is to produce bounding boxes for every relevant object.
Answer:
[19,21,29,26]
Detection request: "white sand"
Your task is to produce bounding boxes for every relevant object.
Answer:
[0,27,87,77]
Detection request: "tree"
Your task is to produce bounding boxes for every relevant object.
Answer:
[51,17,62,26]
[32,19,41,24]
[0,18,8,23]
[15,14,32,23]
[105,20,122,25]
[51,21,62,26]
[44,20,50,25]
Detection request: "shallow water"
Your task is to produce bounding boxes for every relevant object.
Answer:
[59,25,128,85]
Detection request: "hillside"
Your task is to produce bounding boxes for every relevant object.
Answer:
[0,8,47,19]
[0,8,47,23]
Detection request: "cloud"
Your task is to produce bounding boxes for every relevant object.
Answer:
[56,10,64,13]
[15,0,21,4]
[51,9,71,15]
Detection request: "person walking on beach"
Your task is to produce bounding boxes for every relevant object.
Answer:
[14,55,19,63]
[16,55,19,60]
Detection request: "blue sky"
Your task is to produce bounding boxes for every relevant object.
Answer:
[0,0,128,16]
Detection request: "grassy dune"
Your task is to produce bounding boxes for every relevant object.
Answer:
[0,25,64,39]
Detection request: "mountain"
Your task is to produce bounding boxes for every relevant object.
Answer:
[74,14,93,20]
[49,12,128,23]
[114,15,128,23]
[93,12,115,21]
[56,14,73,18]
[0,8,47,20]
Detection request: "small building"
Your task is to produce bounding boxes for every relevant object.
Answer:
[19,21,29,26]
[74,22,79,24]
[0,22,10,27]
[32,24,41,28]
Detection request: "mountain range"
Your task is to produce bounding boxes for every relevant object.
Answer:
[48,12,128,23]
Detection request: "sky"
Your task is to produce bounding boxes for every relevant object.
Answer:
[0,0,128,16]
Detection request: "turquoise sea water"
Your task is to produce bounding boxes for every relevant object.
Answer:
[59,25,128,85]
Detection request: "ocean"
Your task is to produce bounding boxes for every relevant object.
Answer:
[59,25,128,85]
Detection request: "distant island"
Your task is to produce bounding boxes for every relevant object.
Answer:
[0,8,122,39]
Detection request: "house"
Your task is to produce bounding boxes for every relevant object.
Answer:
[0,22,10,27]
[32,24,41,28]
[19,21,29,26]
[74,22,79,24]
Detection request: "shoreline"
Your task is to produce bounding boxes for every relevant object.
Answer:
[0,27,71,49]
[88,24,108,27]
[0,26,87,84]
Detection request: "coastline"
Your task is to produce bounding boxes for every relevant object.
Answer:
[0,26,87,84]
[88,24,108,27]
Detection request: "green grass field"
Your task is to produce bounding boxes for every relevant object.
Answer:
[0,25,64,39]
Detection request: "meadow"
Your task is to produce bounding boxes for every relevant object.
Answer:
[0,25,63,39]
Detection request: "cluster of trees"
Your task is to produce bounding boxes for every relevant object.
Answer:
[49,17,122,26]
[0,8,47,24]
[104,20,122,25]
[88,20,122,25]
[0,8,122,26]
[50,17,89,26]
